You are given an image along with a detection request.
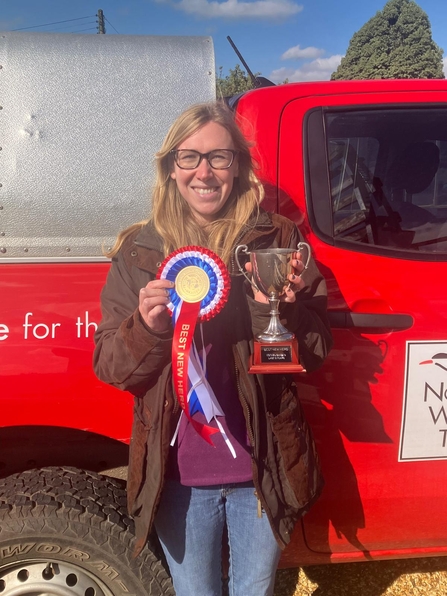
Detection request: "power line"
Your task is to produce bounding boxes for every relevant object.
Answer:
[41,21,97,33]
[104,17,119,34]
[12,15,95,32]
[10,11,117,36]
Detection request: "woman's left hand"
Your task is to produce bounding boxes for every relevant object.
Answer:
[282,251,306,303]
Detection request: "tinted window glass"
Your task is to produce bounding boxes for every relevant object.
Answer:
[326,109,447,254]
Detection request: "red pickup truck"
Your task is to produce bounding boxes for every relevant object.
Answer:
[1,31,447,596]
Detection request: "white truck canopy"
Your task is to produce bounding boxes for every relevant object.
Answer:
[0,32,215,260]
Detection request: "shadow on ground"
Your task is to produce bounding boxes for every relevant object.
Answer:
[274,557,447,596]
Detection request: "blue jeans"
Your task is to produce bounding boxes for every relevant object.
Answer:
[154,480,281,596]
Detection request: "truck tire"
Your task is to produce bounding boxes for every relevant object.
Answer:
[0,466,174,596]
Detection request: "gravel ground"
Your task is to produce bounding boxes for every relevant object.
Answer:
[274,557,447,596]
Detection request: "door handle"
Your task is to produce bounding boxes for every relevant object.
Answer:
[328,312,413,330]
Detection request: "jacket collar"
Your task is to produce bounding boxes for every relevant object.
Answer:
[134,220,164,253]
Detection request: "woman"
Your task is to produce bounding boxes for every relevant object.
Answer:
[94,102,332,596]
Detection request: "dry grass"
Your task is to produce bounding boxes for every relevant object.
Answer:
[274,557,447,596]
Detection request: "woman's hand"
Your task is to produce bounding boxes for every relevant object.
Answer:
[139,279,174,332]
[245,251,306,304]
[283,251,306,302]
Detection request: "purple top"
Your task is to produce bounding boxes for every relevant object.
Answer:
[168,292,253,486]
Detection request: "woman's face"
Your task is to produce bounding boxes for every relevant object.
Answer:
[170,121,239,225]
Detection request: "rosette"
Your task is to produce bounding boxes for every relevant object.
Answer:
[157,247,234,452]
[157,246,230,322]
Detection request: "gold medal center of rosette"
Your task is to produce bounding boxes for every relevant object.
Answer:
[175,265,211,303]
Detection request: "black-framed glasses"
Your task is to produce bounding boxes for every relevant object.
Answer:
[170,149,238,170]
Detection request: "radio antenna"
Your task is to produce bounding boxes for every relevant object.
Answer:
[227,36,256,86]
[226,36,275,88]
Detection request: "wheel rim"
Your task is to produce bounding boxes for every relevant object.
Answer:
[0,560,114,596]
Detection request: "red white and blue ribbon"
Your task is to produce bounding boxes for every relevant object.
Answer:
[157,246,235,455]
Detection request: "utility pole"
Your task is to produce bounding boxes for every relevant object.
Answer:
[97,9,106,34]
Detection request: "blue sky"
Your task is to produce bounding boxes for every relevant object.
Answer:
[1,0,447,82]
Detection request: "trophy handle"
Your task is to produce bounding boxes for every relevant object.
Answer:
[234,244,260,292]
[297,242,312,271]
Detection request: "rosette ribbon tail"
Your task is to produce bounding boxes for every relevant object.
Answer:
[158,245,231,448]
[172,300,219,446]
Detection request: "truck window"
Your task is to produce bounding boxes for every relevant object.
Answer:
[310,108,447,257]
[329,136,379,244]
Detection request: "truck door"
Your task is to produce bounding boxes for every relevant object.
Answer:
[279,92,447,559]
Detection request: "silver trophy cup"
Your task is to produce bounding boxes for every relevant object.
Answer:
[235,243,311,343]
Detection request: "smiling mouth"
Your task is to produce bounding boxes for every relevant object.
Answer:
[194,187,218,195]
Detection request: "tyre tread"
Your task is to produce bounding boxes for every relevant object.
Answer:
[0,467,174,596]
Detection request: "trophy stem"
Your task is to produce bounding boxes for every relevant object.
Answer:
[256,294,295,343]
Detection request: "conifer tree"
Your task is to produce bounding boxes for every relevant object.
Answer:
[331,0,444,80]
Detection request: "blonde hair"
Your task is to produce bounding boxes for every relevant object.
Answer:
[107,102,264,265]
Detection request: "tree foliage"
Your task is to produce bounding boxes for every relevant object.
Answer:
[216,64,288,97]
[331,0,444,80]
[216,64,258,97]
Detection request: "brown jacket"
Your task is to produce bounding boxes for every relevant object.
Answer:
[93,210,333,555]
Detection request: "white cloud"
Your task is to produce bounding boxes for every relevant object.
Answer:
[443,57,447,77]
[281,45,324,60]
[270,54,343,82]
[157,0,303,19]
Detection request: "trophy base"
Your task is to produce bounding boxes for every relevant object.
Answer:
[248,339,305,374]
